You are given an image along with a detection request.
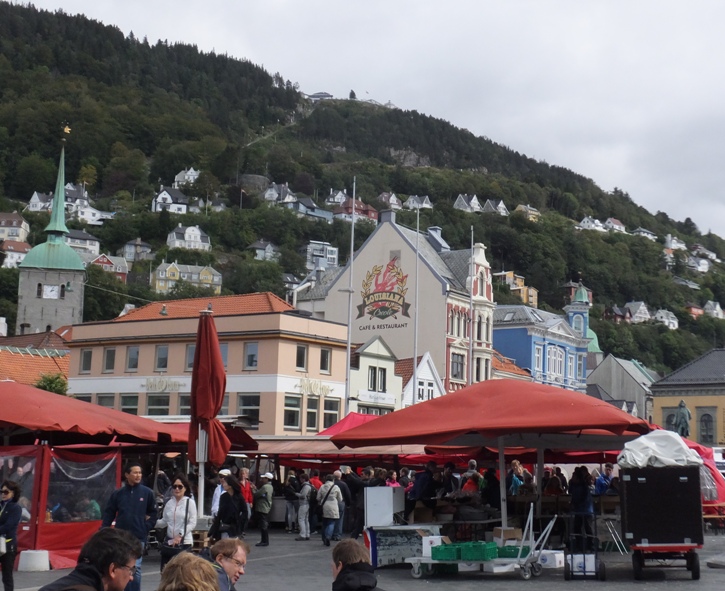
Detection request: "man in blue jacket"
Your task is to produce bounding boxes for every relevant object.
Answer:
[102,462,157,591]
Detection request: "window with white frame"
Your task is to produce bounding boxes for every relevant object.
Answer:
[572,315,584,335]
[96,394,115,408]
[102,348,115,373]
[534,346,543,373]
[80,349,92,373]
[155,345,169,371]
[377,368,387,392]
[147,394,170,416]
[120,395,138,415]
[427,381,434,400]
[244,342,258,370]
[238,394,260,429]
[320,348,331,373]
[546,346,564,380]
[185,344,195,371]
[306,398,318,430]
[358,406,392,415]
[126,346,139,371]
[417,380,425,401]
[323,398,340,429]
[577,355,584,380]
[451,353,465,380]
[296,345,307,371]
[284,395,301,429]
[368,367,377,391]
[567,354,575,382]
[178,394,191,416]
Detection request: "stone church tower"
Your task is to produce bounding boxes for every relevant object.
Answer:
[16,138,85,334]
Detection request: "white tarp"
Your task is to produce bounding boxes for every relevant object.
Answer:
[617,430,703,468]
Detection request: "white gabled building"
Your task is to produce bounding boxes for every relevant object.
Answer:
[604,218,626,233]
[578,216,607,232]
[654,309,678,330]
[632,227,657,241]
[166,224,211,252]
[665,234,687,251]
[625,301,651,324]
[173,167,200,189]
[704,300,724,319]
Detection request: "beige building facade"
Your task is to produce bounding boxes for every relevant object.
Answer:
[297,210,496,393]
[67,294,347,435]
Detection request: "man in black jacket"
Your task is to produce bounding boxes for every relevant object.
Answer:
[39,528,142,591]
[102,462,157,591]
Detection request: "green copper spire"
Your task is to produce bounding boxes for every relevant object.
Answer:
[20,131,84,271]
[45,141,70,235]
[574,282,590,304]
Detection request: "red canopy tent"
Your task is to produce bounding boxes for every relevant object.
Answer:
[332,379,652,524]
[317,412,380,437]
[0,382,192,568]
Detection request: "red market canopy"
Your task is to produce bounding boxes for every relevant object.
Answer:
[317,412,380,437]
[332,379,652,451]
[0,382,186,445]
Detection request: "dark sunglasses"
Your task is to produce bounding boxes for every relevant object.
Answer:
[1,489,10,494]
[172,484,185,490]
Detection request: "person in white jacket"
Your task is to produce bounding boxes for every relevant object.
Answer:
[155,474,198,571]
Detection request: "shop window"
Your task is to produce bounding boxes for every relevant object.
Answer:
[284,395,301,429]
[155,345,169,371]
[126,346,139,372]
[238,394,260,429]
[120,395,138,415]
[147,394,170,416]
[323,398,340,429]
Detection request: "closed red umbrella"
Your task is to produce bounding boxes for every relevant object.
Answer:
[188,311,230,466]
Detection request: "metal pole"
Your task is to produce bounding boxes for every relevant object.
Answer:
[498,436,508,527]
[413,204,420,401]
[344,177,356,416]
[468,225,474,385]
[197,425,207,516]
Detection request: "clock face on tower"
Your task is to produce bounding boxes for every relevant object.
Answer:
[42,284,60,299]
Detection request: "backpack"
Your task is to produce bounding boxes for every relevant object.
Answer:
[308,484,318,509]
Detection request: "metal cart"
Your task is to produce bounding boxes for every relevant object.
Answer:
[621,465,703,580]
[564,511,606,581]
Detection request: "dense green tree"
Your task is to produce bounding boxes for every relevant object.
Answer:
[34,373,68,395]
[83,264,129,321]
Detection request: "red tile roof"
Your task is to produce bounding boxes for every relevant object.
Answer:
[114,292,294,322]
[0,331,69,349]
[0,240,31,253]
[394,356,424,386]
[492,350,530,377]
[0,349,70,385]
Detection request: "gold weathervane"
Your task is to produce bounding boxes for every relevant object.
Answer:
[63,124,71,134]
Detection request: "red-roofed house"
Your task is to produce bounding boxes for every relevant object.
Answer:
[67,293,348,435]
[333,197,378,224]
[0,240,31,268]
[604,218,626,233]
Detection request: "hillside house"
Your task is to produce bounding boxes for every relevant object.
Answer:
[604,305,633,324]
[604,218,626,233]
[332,197,378,224]
[578,216,607,232]
[492,270,539,308]
[262,182,297,205]
[79,252,129,283]
[74,204,114,226]
[377,192,402,211]
[0,212,30,243]
[563,281,593,305]
[118,238,153,262]
[64,229,100,256]
[514,204,540,222]
[705,301,724,320]
[283,196,333,223]
[625,301,651,324]
[0,240,31,268]
[665,234,687,251]
[687,256,712,274]
[248,240,280,262]
[686,303,704,320]
[166,224,211,252]
[152,262,222,295]
[692,244,719,261]
[173,167,200,188]
[152,187,188,214]
[404,195,433,210]
[654,309,679,330]
[325,189,348,206]
[674,276,701,290]
[632,227,657,241]
[453,194,483,214]
[300,241,338,271]
[482,199,510,216]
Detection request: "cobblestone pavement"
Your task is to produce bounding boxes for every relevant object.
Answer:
[13,530,725,591]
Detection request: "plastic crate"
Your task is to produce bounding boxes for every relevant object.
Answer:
[497,545,530,558]
[460,542,498,561]
[431,544,461,560]
[434,563,459,574]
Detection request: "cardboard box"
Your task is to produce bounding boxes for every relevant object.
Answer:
[539,550,565,569]
[420,534,451,557]
[567,553,597,574]
[493,527,522,540]
[493,537,520,547]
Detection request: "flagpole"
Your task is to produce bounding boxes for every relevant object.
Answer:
[344,177,356,416]
[468,225,474,386]
[413,203,420,402]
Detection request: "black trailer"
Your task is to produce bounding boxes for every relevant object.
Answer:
[620,465,703,580]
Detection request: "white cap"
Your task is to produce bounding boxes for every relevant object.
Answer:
[261,472,274,479]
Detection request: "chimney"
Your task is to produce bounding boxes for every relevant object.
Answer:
[379,210,396,225]
[426,226,450,253]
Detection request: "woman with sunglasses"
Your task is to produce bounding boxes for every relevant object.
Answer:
[0,480,21,591]
[155,475,197,572]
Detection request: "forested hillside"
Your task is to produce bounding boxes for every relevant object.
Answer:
[1,1,724,374]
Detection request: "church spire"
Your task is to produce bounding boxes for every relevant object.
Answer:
[44,126,71,237]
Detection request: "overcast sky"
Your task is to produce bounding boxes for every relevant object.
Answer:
[18,1,725,236]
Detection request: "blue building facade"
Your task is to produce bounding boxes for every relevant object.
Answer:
[493,285,590,392]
